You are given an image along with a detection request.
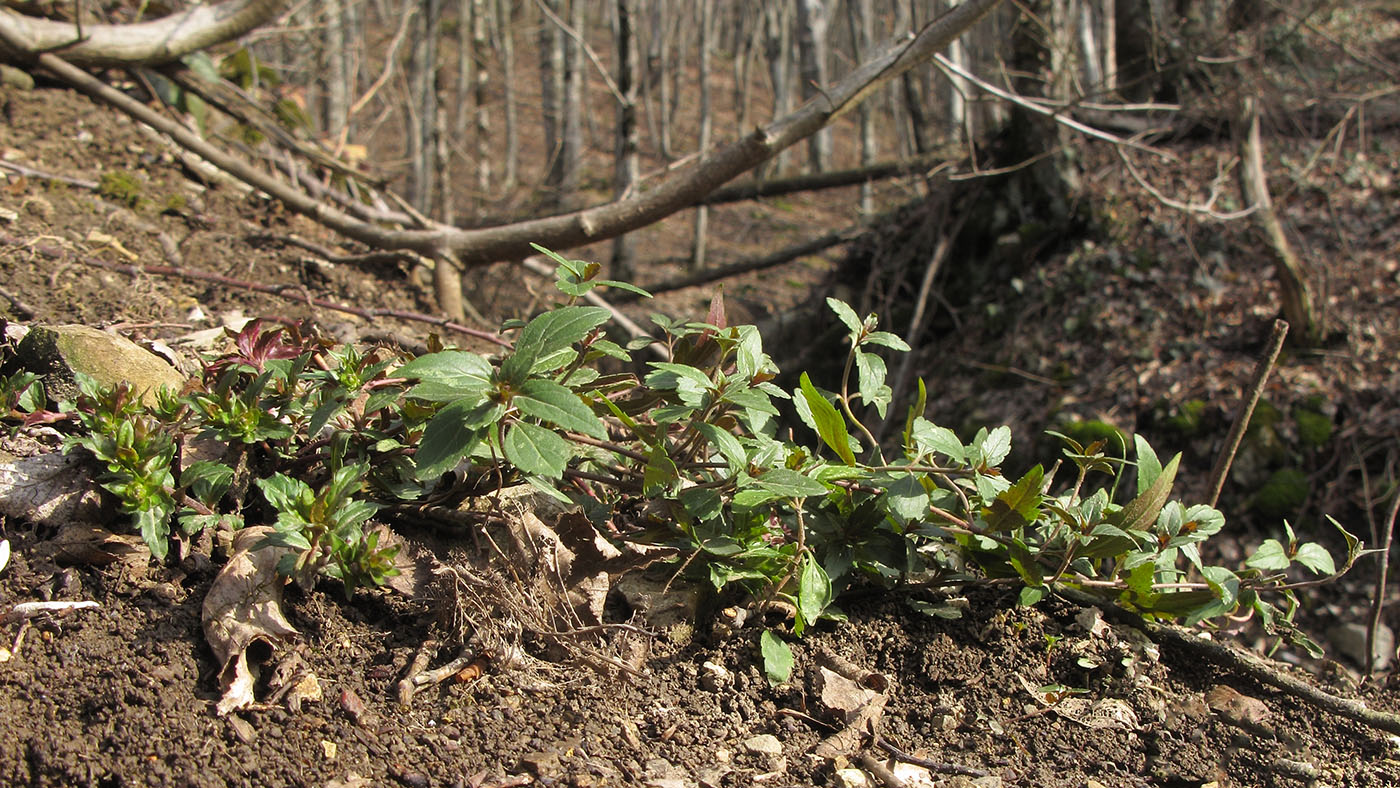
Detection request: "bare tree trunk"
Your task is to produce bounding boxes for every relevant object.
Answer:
[690,0,714,270]
[644,0,676,158]
[494,0,519,188]
[761,0,795,176]
[561,0,585,203]
[1101,0,1117,94]
[472,0,491,197]
[1076,0,1102,91]
[732,3,760,130]
[794,0,831,172]
[406,0,443,215]
[539,0,566,205]
[611,0,641,279]
[846,0,877,213]
[319,0,354,140]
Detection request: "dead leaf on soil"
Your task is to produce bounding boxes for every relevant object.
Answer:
[43,522,148,566]
[202,525,299,716]
[0,442,110,528]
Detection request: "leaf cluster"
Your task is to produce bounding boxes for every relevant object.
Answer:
[1,249,1358,671]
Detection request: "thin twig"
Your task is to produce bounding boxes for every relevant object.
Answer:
[0,159,99,189]
[874,737,989,778]
[1206,319,1289,507]
[1366,463,1399,678]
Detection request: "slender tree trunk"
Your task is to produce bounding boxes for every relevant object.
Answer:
[794,0,831,172]
[1101,0,1117,94]
[539,0,566,205]
[846,0,877,213]
[406,0,443,215]
[690,0,714,270]
[761,0,794,176]
[560,0,584,203]
[472,0,491,197]
[611,0,641,279]
[494,0,519,188]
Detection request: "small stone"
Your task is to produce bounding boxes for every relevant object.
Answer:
[890,762,935,787]
[834,768,871,788]
[320,740,337,760]
[816,667,878,722]
[519,750,561,779]
[743,734,783,755]
[1328,622,1394,671]
[700,660,730,691]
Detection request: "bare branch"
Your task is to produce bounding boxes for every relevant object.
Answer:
[0,0,290,66]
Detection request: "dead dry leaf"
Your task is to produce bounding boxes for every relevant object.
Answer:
[202,526,299,716]
[0,446,109,528]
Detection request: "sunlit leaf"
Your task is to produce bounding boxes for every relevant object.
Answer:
[760,630,793,685]
[799,373,855,465]
[503,421,571,479]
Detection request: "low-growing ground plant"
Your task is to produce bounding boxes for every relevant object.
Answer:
[4,245,1358,679]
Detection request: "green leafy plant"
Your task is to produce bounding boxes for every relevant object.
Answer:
[9,245,1357,664]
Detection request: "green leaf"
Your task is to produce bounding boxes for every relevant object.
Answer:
[695,422,747,474]
[642,444,680,497]
[414,399,489,480]
[1134,434,1162,496]
[257,473,312,517]
[503,421,571,479]
[885,473,929,523]
[680,487,723,521]
[854,351,887,412]
[797,555,832,630]
[1245,538,1290,571]
[515,379,607,439]
[1201,565,1240,608]
[181,460,233,506]
[826,297,862,334]
[978,426,1012,467]
[1293,542,1335,575]
[902,378,927,448]
[911,418,964,463]
[799,373,855,465]
[756,467,828,499]
[724,385,779,416]
[984,465,1044,533]
[500,306,610,383]
[1110,453,1180,533]
[760,630,794,685]
[397,351,494,401]
[863,331,910,351]
[732,488,780,509]
[1018,586,1047,607]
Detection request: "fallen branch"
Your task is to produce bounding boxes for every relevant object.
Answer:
[1059,587,1400,737]
[0,234,509,347]
[0,0,289,67]
[1206,319,1289,507]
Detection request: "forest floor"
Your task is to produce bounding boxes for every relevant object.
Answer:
[1,74,1400,788]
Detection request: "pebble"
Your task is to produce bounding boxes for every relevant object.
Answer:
[1327,622,1394,671]
[743,734,783,755]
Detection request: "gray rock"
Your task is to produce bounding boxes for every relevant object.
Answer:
[1328,621,1395,671]
[16,324,185,408]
